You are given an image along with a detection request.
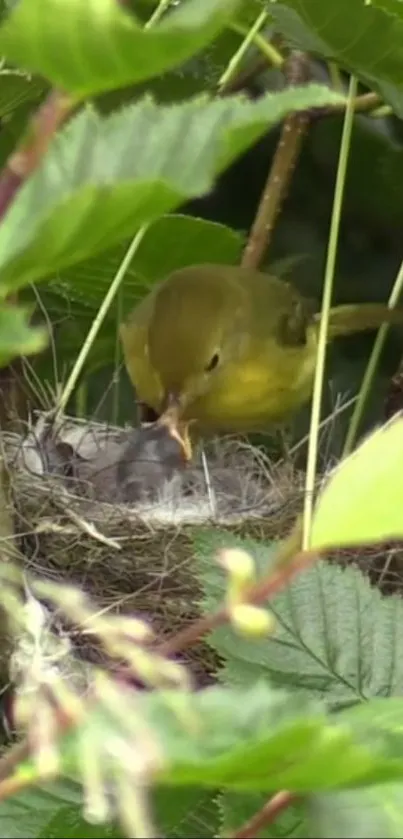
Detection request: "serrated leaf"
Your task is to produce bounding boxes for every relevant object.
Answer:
[0,0,240,98]
[0,304,47,365]
[154,787,220,837]
[0,779,121,838]
[270,0,403,108]
[193,530,403,707]
[0,778,217,839]
[0,85,344,291]
[311,414,403,549]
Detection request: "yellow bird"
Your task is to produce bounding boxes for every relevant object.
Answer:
[120,263,403,456]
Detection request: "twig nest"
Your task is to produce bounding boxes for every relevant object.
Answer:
[3,414,304,678]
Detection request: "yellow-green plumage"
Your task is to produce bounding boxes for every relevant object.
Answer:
[120,264,403,434]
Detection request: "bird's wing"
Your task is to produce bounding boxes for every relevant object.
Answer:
[241,269,314,348]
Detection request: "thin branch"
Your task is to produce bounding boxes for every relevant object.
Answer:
[55,226,148,419]
[219,12,278,92]
[310,90,381,121]
[145,0,172,28]
[157,548,317,658]
[0,89,74,219]
[229,790,296,839]
[241,51,311,270]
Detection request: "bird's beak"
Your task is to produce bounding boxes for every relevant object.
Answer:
[158,392,193,462]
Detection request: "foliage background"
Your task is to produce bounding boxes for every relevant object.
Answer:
[1,1,403,837]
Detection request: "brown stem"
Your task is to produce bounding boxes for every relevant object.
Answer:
[241,51,311,271]
[0,88,74,425]
[157,548,318,658]
[229,790,296,838]
[0,88,74,220]
[309,90,381,121]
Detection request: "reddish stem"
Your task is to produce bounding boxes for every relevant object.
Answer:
[0,88,73,222]
[157,549,318,658]
[241,51,311,271]
[229,790,296,838]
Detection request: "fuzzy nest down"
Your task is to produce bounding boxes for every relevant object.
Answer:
[2,415,304,683]
[3,414,403,688]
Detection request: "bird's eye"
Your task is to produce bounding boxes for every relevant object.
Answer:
[204,352,220,373]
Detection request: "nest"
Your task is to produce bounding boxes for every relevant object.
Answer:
[3,413,403,691]
[2,414,305,685]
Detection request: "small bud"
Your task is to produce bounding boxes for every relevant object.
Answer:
[218,548,255,604]
[230,604,276,637]
[109,616,154,643]
[31,701,60,777]
[80,729,110,825]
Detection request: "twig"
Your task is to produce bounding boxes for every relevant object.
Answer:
[218,11,271,93]
[0,89,74,219]
[145,0,172,28]
[241,51,311,270]
[228,21,284,73]
[157,548,317,658]
[310,90,381,121]
[229,790,296,839]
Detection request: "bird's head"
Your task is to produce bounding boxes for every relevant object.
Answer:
[147,265,247,425]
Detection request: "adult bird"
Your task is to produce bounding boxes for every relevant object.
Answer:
[120,263,403,459]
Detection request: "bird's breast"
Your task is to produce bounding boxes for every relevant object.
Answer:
[186,333,318,432]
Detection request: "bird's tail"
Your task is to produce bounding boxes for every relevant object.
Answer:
[314,304,403,340]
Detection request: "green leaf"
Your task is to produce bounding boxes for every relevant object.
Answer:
[0,772,217,838]
[154,787,220,837]
[0,72,45,118]
[0,304,47,365]
[270,0,403,105]
[47,214,244,314]
[0,85,344,291]
[0,0,240,97]
[311,414,403,549]
[0,779,121,838]
[193,530,403,706]
[235,0,273,28]
[371,0,403,20]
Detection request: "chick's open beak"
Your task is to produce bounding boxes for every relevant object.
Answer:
[158,393,193,462]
